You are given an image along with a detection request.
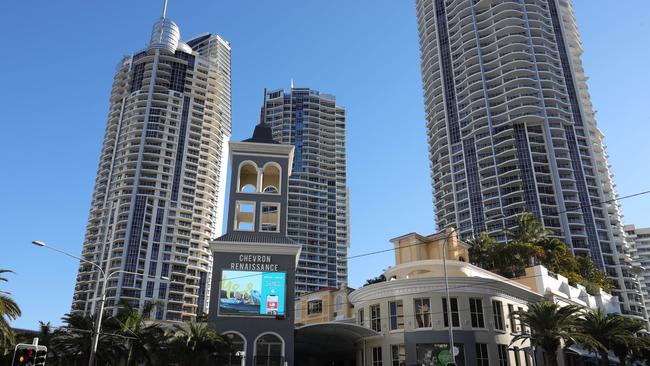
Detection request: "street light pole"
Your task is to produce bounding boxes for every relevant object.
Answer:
[440,228,457,365]
[31,240,168,366]
[31,240,107,366]
[89,268,166,366]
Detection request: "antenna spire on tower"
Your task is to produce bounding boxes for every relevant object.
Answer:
[162,0,168,18]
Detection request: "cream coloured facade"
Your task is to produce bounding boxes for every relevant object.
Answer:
[295,229,622,365]
[415,0,646,321]
[514,265,621,315]
[349,230,537,365]
[295,286,354,326]
[72,9,231,321]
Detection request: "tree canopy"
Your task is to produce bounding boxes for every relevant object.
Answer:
[468,212,612,293]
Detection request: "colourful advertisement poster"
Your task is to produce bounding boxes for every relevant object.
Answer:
[416,344,465,366]
[260,272,286,315]
[219,270,286,316]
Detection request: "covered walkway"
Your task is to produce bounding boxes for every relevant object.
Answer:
[295,322,379,366]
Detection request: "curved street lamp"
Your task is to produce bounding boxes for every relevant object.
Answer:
[31,240,168,366]
[438,228,458,365]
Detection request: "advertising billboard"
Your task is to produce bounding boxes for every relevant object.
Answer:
[416,343,465,366]
[219,270,286,316]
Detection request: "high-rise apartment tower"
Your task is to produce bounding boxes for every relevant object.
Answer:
[261,88,349,294]
[416,0,645,319]
[624,225,650,317]
[72,6,231,321]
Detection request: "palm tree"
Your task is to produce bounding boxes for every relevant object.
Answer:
[37,321,60,364]
[501,213,549,271]
[506,212,552,246]
[167,321,229,366]
[51,312,123,366]
[575,309,647,366]
[633,338,650,364]
[612,316,650,366]
[113,300,168,366]
[0,269,21,349]
[511,300,583,366]
[467,232,498,270]
[467,232,529,276]
[536,238,569,271]
[575,256,613,292]
[504,240,544,272]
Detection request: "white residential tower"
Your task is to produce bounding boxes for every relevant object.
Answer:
[415,0,645,319]
[261,88,349,294]
[72,6,231,321]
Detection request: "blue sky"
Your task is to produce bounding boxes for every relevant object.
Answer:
[1,1,648,329]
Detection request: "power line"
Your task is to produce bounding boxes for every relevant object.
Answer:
[293,269,604,324]
[272,270,568,315]
[94,189,650,287]
[91,189,650,310]
[120,184,650,303]
[554,189,650,216]
[211,185,649,283]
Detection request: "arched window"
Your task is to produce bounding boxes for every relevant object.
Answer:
[224,332,246,366]
[261,163,280,194]
[255,333,283,366]
[335,295,343,312]
[239,162,258,193]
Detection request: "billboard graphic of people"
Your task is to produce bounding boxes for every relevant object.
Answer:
[416,344,465,366]
[219,270,286,316]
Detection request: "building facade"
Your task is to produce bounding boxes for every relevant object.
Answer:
[349,230,537,366]
[294,230,622,366]
[72,8,231,321]
[624,224,650,315]
[295,285,354,326]
[208,121,301,366]
[261,88,349,294]
[415,0,645,319]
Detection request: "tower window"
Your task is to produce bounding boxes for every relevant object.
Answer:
[262,163,280,194]
[238,162,258,193]
[260,203,280,232]
[234,201,255,231]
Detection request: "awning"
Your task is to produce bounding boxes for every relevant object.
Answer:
[296,322,380,354]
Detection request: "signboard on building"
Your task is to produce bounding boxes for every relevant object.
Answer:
[219,269,286,316]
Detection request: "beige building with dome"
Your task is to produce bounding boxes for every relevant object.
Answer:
[294,228,621,366]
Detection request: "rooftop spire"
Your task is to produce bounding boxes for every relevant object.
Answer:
[149,0,180,52]
[162,0,168,18]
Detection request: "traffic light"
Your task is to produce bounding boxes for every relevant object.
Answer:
[35,348,47,366]
[12,344,36,366]
[12,344,47,366]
